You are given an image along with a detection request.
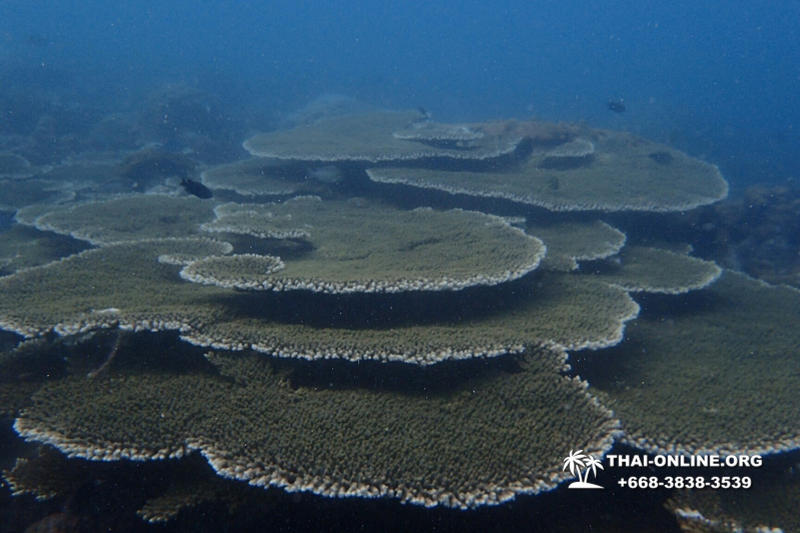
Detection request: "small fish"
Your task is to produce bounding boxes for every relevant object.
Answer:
[180,178,213,199]
[607,99,626,113]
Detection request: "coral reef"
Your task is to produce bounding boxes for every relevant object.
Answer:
[367,127,727,212]
[244,110,523,163]
[678,183,800,288]
[582,271,800,455]
[13,341,618,509]
[7,101,798,528]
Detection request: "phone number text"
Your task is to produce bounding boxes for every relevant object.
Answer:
[617,476,751,489]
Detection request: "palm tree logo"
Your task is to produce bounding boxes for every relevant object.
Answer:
[563,449,604,489]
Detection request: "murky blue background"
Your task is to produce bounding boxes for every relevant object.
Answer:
[2,0,799,187]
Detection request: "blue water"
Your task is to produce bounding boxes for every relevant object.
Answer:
[2,0,798,187]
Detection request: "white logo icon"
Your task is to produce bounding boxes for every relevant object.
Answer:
[563,449,604,489]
